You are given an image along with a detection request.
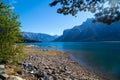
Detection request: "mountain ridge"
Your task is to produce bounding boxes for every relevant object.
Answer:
[55,18,120,42]
[22,32,59,42]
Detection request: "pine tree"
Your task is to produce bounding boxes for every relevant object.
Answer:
[0,0,21,63]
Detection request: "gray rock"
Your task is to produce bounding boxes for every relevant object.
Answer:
[39,78,44,80]
[0,65,5,74]
[47,76,54,80]
[34,71,44,78]
[47,69,53,75]
[22,62,38,74]
[63,77,72,80]
[45,66,49,69]
[0,75,6,80]
[58,76,63,79]
[66,71,71,74]
[44,76,49,80]
[0,65,5,69]
[17,70,22,75]
[52,76,58,80]
[64,66,69,71]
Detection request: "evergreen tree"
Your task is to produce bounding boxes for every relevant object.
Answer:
[0,0,21,63]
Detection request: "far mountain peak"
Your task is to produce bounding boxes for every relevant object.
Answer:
[22,32,59,42]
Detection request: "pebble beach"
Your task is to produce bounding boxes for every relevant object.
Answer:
[18,46,109,80]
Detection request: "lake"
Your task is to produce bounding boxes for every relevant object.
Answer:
[24,42,120,80]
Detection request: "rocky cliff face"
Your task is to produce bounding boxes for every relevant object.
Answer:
[55,18,120,42]
[22,32,58,42]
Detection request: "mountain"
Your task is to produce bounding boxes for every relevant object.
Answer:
[55,18,120,42]
[22,32,59,42]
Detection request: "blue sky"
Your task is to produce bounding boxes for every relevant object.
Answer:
[13,0,94,35]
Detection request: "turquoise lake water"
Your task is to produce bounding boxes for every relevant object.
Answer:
[25,42,120,80]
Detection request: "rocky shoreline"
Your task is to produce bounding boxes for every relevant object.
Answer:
[18,46,108,80]
[0,46,109,80]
